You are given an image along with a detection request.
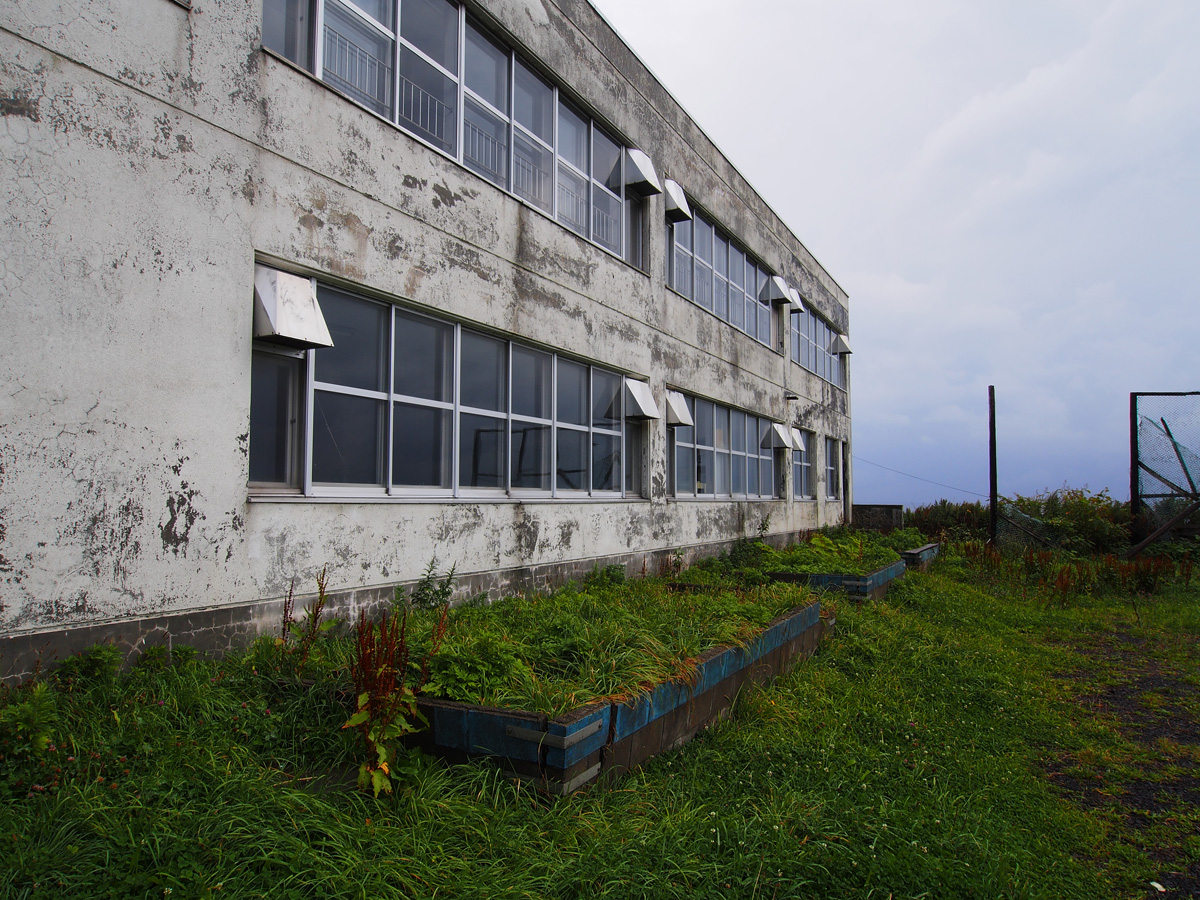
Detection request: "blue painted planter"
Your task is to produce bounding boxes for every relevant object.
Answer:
[901,542,941,571]
[410,601,825,794]
[769,559,907,601]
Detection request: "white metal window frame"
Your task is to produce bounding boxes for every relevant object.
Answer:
[668,393,781,500]
[668,207,776,349]
[261,285,632,500]
[824,436,841,500]
[790,307,846,390]
[792,427,814,500]
[271,0,637,264]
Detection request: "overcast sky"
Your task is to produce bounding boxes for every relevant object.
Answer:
[589,0,1200,508]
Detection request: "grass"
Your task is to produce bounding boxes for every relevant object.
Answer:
[2,544,1198,899]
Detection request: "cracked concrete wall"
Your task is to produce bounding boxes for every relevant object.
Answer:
[0,0,851,647]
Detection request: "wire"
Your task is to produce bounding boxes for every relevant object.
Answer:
[853,455,989,498]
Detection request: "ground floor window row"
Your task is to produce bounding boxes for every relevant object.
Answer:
[250,283,648,497]
[792,432,843,501]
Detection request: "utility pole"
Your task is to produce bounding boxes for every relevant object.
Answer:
[989,386,998,545]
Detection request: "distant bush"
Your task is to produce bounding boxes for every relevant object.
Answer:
[906,500,989,542]
[1008,487,1130,556]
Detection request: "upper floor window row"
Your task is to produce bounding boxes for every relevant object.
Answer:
[667,212,775,348]
[790,307,847,390]
[262,0,645,265]
[250,284,645,498]
[670,394,782,500]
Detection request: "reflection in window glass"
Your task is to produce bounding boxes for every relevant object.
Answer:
[263,0,313,69]
[322,1,394,117]
[398,48,457,153]
[593,128,622,192]
[460,331,507,411]
[513,131,552,211]
[250,351,301,485]
[394,309,452,401]
[348,0,394,29]
[511,345,551,419]
[557,164,588,236]
[312,391,384,484]
[316,289,388,391]
[393,403,451,487]
[513,60,553,144]
[592,370,621,428]
[400,0,458,71]
[557,101,588,173]
[592,189,621,254]
[460,413,505,488]
[511,423,551,489]
[557,360,588,425]
[464,22,508,111]
[556,428,588,490]
[463,97,508,187]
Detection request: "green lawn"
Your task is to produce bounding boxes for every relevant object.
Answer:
[3,547,1197,899]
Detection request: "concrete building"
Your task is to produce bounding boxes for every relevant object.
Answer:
[0,0,851,674]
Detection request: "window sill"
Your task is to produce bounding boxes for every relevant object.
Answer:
[247,493,648,505]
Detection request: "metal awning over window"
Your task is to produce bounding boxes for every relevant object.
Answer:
[663,179,692,223]
[665,389,694,426]
[625,378,660,419]
[759,275,792,306]
[253,264,334,349]
[832,334,852,354]
[625,149,663,197]
[763,422,794,449]
[791,428,806,452]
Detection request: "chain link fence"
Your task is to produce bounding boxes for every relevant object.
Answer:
[1132,392,1200,541]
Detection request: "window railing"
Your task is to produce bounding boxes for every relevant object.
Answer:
[323,26,391,115]
[514,153,551,207]
[399,74,453,146]
[464,118,506,184]
[593,205,620,249]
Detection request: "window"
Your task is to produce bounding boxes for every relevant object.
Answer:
[793,429,814,500]
[790,308,846,389]
[669,394,779,499]
[249,282,634,497]
[825,437,841,500]
[668,209,775,348]
[263,0,647,267]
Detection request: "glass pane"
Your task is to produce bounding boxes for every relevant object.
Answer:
[459,413,505,489]
[759,419,771,453]
[592,433,621,492]
[713,406,730,450]
[556,164,588,236]
[392,403,451,487]
[731,410,745,452]
[250,351,300,485]
[675,445,694,495]
[746,447,759,495]
[714,235,727,278]
[715,450,730,495]
[729,282,743,329]
[465,21,508,111]
[693,260,712,310]
[624,424,642,495]
[312,390,383,484]
[694,217,713,265]
[349,0,394,29]
[673,246,692,298]
[694,399,713,447]
[592,370,621,428]
[714,276,728,320]
[557,101,588,173]
[729,245,744,288]
[745,294,758,339]
[760,456,774,498]
[513,131,552,211]
[673,217,692,251]
[394,308,452,402]
[513,60,553,144]
[731,454,745,495]
[696,448,714,495]
[556,428,588,491]
[511,345,551,419]
[592,188,621,254]
[511,422,551,490]
[758,302,771,346]
[460,331,506,411]
[592,127,622,192]
[263,0,312,69]
[463,97,508,187]
[557,359,588,426]
[315,289,388,391]
[398,47,457,153]
[323,1,394,117]
[623,195,643,269]
[401,0,457,71]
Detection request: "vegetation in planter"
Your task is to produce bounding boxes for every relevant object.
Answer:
[762,530,905,576]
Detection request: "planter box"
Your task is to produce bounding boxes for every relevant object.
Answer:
[409,601,824,795]
[901,542,940,572]
[767,559,907,602]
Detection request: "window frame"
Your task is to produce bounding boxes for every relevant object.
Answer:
[824,436,841,500]
[792,428,814,500]
[668,393,781,501]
